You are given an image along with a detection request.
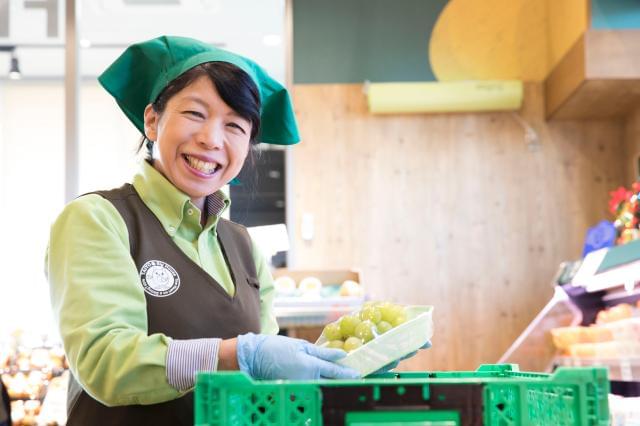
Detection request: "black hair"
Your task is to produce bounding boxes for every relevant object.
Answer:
[137,62,262,182]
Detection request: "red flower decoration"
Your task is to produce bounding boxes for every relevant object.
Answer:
[609,187,632,214]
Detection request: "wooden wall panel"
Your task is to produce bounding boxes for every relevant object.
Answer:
[623,108,640,183]
[291,83,625,371]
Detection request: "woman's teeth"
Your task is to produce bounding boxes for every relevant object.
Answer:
[185,155,218,174]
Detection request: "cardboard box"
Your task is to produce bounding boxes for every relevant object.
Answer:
[272,269,364,340]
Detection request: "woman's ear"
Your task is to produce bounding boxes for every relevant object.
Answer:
[143,104,159,141]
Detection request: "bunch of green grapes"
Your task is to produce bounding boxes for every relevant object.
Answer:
[320,302,408,352]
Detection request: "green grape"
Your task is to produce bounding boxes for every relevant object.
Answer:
[343,336,363,352]
[339,314,362,337]
[354,320,375,343]
[322,322,342,341]
[376,320,393,334]
[379,303,404,323]
[362,300,379,309]
[392,312,407,327]
[360,306,382,323]
[327,340,344,349]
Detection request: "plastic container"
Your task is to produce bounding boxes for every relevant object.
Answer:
[567,340,640,358]
[551,326,614,350]
[194,364,610,426]
[316,305,433,377]
[602,317,640,341]
[551,326,587,350]
[551,318,640,352]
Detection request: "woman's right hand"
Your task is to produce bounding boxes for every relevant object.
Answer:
[235,333,360,380]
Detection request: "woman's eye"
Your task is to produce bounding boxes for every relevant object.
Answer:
[227,122,247,134]
[184,110,205,118]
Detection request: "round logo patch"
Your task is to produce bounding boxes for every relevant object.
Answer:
[140,260,180,297]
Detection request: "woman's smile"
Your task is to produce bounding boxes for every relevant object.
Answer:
[182,153,222,177]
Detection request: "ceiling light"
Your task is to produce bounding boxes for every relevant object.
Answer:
[80,39,92,48]
[262,34,282,47]
[8,51,20,80]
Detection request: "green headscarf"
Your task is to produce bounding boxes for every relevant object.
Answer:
[98,35,300,145]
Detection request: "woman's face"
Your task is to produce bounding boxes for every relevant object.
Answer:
[144,75,252,208]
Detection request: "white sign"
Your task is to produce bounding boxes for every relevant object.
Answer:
[0,0,63,42]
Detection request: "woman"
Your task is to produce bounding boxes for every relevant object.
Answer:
[46,36,359,425]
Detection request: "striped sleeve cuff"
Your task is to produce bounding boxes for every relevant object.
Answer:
[166,338,221,391]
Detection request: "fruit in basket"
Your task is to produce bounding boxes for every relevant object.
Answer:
[596,303,633,324]
[550,326,584,351]
[354,320,376,343]
[299,276,323,294]
[274,275,297,296]
[327,340,345,349]
[322,322,342,341]
[392,311,407,327]
[359,306,382,323]
[339,314,362,337]
[319,302,409,352]
[376,320,393,334]
[343,336,363,352]
[340,280,364,297]
[379,302,405,323]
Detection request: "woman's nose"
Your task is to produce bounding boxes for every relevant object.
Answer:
[198,122,224,149]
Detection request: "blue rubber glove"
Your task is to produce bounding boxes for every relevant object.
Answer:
[237,333,361,380]
[369,340,432,376]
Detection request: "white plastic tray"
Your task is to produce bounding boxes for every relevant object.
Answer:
[316,305,434,377]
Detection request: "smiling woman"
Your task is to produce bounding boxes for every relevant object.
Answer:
[45,36,360,426]
[142,63,261,212]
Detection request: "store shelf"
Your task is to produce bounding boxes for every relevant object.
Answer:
[500,258,640,397]
[571,243,640,294]
[498,286,582,372]
[274,296,364,328]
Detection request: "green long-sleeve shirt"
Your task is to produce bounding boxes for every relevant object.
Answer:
[47,160,278,406]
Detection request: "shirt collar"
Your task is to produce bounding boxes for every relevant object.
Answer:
[132,160,229,233]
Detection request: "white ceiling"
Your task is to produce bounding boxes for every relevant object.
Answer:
[1,0,286,81]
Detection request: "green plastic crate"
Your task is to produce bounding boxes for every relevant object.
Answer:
[194,364,609,426]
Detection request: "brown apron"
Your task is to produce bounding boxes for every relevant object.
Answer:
[66,183,261,425]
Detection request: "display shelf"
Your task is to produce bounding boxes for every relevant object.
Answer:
[272,268,365,329]
[500,258,640,397]
[498,286,582,372]
[274,296,364,328]
[571,242,640,294]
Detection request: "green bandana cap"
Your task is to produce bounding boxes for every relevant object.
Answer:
[98,35,300,145]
